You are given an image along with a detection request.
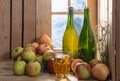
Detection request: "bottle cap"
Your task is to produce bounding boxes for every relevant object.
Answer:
[68,7,74,14]
[68,7,74,10]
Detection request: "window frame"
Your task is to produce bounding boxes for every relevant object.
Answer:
[36,0,97,40]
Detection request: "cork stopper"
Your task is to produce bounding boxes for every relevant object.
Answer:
[68,7,74,10]
[68,7,74,14]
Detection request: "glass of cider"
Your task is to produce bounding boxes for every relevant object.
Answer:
[54,51,71,78]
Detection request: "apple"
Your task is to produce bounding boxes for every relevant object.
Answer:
[37,34,51,45]
[16,56,22,61]
[21,51,36,63]
[36,54,43,64]
[48,42,54,49]
[31,42,39,49]
[91,63,110,81]
[37,44,52,55]
[24,45,36,53]
[13,61,26,76]
[42,50,56,62]
[74,62,91,80]
[47,58,55,73]
[24,43,32,48]
[89,59,101,68]
[26,61,41,77]
[71,58,84,72]
[11,47,24,60]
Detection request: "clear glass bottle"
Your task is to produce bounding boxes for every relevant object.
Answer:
[78,8,96,62]
[62,7,79,59]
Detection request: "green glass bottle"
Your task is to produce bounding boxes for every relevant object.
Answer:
[78,8,96,63]
[62,7,79,59]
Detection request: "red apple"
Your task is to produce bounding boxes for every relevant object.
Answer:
[71,58,84,72]
[42,50,55,62]
[37,34,51,45]
[37,34,54,49]
[91,63,110,81]
[47,58,55,73]
[31,42,39,49]
[37,44,52,55]
[89,59,101,68]
[26,61,41,77]
[74,62,91,80]
[24,45,36,53]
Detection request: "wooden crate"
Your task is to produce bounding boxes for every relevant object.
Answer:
[0,0,36,59]
[0,0,119,81]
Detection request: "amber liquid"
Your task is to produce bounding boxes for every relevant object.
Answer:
[54,54,70,77]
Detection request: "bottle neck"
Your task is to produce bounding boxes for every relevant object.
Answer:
[84,8,90,23]
[67,10,74,26]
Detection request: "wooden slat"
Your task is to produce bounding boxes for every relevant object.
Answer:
[110,0,116,81]
[12,0,22,49]
[115,0,120,80]
[24,0,36,45]
[36,0,51,38]
[0,60,14,76]
[0,0,10,59]
[88,0,97,35]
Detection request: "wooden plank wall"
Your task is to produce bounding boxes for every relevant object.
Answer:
[0,0,36,59]
[24,0,36,45]
[12,0,22,52]
[88,0,97,35]
[114,0,120,80]
[36,0,51,39]
[0,0,10,59]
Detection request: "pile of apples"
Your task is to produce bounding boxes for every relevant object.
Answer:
[70,58,110,80]
[12,33,110,81]
[12,34,56,77]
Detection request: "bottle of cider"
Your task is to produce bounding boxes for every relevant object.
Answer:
[78,8,96,62]
[62,7,79,58]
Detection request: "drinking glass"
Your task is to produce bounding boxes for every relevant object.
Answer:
[54,51,71,78]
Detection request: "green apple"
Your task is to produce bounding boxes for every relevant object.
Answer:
[21,51,36,63]
[11,47,24,60]
[24,43,32,48]
[42,50,55,62]
[13,61,26,76]
[36,54,43,64]
[26,61,41,77]
[16,56,22,61]
[75,62,91,79]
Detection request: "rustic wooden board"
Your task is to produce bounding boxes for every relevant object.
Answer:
[87,0,97,35]
[36,0,51,39]
[115,0,120,80]
[0,0,10,59]
[11,0,22,50]
[23,0,36,45]
[110,0,116,81]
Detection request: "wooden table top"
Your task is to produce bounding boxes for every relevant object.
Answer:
[0,60,97,81]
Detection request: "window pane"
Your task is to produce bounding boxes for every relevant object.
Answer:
[52,15,67,48]
[52,0,68,12]
[71,0,86,11]
[52,15,84,48]
[74,15,84,36]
